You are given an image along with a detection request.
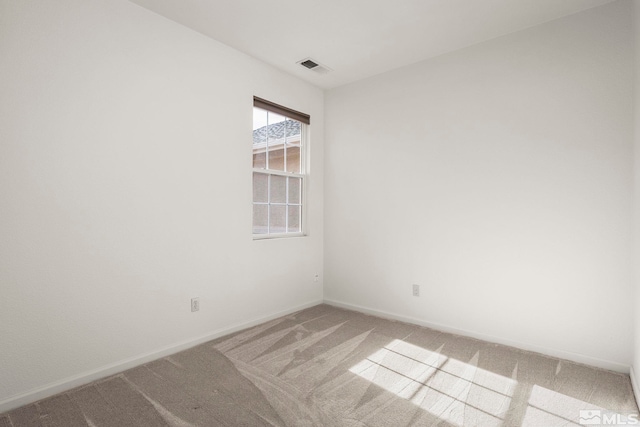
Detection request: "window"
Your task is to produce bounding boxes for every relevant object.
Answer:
[252,97,309,238]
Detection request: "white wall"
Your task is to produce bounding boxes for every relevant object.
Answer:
[0,0,323,410]
[633,0,640,398]
[325,0,634,371]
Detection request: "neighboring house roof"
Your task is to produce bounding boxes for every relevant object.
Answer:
[253,120,300,144]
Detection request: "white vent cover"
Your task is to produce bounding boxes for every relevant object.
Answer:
[296,58,332,74]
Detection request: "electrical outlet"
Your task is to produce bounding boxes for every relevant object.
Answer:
[412,284,420,297]
[314,273,320,282]
[191,297,200,312]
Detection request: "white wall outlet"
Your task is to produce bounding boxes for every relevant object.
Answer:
[191,297,200,312]
[412,284,420,297]
[314,273,320,282]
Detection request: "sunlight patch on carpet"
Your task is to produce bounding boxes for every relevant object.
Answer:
[349,339,516,426]
[522,385,609,426]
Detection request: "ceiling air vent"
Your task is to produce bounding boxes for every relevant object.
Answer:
[297,58,332,75]
[301,59,319,69]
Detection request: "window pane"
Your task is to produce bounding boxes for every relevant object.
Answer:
[253,107,268,134]
[253,172,268,203]
[269,205,286,234]
[267,111,286,171]
[285,145,300,173]
[270,175,286,203]
[253,204,268,234]
[268,111,286,131]
[285,118,301,173]
[285,118,301,140]
[288,177,301,204]
[253,108,267,168]
[253,151,266,169]
[268,146,284,171]
[288,205,301,232]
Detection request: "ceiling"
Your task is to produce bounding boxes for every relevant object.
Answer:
[129,0,615,89]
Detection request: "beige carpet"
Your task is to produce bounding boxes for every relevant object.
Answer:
[1,304,638,426]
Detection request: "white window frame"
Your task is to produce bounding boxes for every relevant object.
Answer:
[252,100,309,240]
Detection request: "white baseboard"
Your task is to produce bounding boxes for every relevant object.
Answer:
[0,299,323,414]
[324,298,630,374]
[631,367,640,409]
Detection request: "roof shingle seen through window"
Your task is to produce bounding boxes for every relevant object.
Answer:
[253,120,301,144]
